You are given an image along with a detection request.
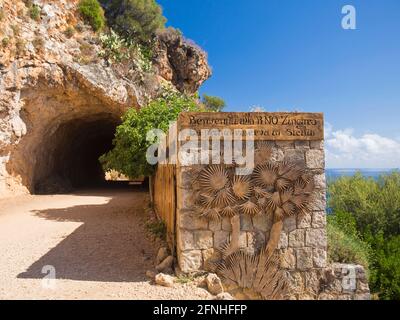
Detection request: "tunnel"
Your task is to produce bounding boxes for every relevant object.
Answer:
[32,114,121,194]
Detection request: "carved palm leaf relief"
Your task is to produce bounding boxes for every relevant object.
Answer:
[201,207,222,220]
[199,165,229,195]
[191,157,315,224]
[216,248,290,300]
[213,188,236,207]
[232,175,252,200]
[253,163,278,188]
[239,200,260,217]
[186,148,316,299]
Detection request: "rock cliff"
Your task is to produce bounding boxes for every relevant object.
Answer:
[0,0,211,196]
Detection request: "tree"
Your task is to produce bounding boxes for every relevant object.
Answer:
[99,92,199,179]
[79,0,106,31]
[201,94,226,112]
[100,0,166,43]
[328,171,400,299]
[329,172,400,237]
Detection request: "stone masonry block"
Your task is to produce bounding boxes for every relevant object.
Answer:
[305,228,327,248]
[178,212,208,230]
[284,149,305,165]
[240,214,253,231]
[214,230,230,249]
[193,230,213,249]
[305,149,325,169]
[297,213,312,229]
[178,230,195,250]
[289,229,305,248]
[312,211,326,228]
[179,250,202,273]
[296,247,313,270]
[313,248,327,268]
[310,140,324,150]
[283,215,297,233]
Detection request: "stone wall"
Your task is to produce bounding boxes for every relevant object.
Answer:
[175,137,370,300]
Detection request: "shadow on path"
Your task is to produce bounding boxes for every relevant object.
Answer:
[18,185,155,282]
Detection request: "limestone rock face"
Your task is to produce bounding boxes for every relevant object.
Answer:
[153,28,212,94]
[0,0,211,197]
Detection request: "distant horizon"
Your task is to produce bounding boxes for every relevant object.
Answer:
[326,168,399,170]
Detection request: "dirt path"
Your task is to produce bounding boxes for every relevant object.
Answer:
[0,187,211,300]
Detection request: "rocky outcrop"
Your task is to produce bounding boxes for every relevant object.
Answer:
[154,28,212,94]
[0,0,211,197]
[318,263,370,300]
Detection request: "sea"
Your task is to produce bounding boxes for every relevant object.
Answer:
[326,168,399,181]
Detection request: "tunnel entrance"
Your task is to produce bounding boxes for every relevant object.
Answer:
[33,114,120,194]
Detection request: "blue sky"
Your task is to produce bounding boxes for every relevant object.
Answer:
[158,0,400,168]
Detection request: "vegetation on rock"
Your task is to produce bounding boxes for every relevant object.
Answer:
[1,37,9,48]
[99,91,200,179]
[327,212,371,272]
[98,29,152,73]
[202,94,226,112]
[100,0,166,43]
[79,0,106,32]
[328,172,400,299]
[29,4,41,21]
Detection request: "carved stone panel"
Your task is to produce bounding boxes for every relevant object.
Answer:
[175,112,327,300]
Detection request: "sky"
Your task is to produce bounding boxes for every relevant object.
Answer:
[157,0,400,168]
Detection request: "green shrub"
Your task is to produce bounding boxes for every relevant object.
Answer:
[78,0,106,32]
[328,172,400,300]
[2,37,9,48]
[328,172,400,236]
[102,0,166,43]
[98,29,131,63]
[145,220,166,240]
[175,274,195,284]
[29,4,41,21]
[99,92,200,179]
[202,94,226,112]
[98,29,152,72]
[327,221,371,272]
[364,233,400,300]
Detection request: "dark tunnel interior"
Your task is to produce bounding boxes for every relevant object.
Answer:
[33,114,121,194]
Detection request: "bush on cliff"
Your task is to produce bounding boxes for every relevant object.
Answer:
[79,0,106,31]
[101,0,166,43]
[202,94,226,112]
[99,92,199,179]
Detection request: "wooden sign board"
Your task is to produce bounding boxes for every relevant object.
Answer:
[178,112,324,141]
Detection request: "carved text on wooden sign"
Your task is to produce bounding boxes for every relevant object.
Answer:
[178,112,324,141]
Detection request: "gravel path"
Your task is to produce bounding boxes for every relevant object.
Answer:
[0,187,211,300]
